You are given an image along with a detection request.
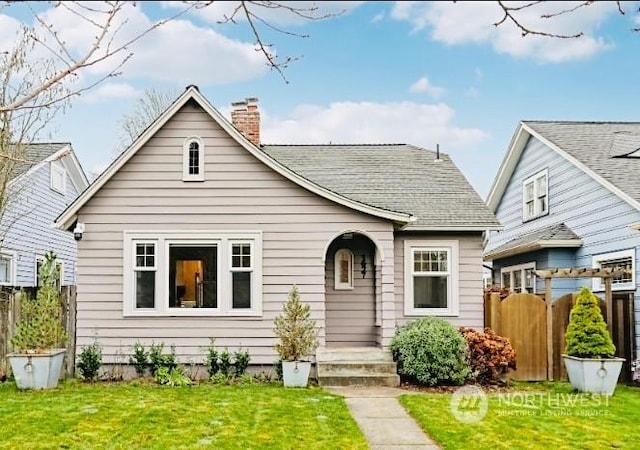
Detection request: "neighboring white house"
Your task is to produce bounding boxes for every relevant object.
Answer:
[55,86,500,368]
[1,143,88,288]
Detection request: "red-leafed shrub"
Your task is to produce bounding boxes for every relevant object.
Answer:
[460,327,517,384]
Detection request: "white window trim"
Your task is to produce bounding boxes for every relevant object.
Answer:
[500,262,536,294]
[182,136,205,181]
[334,248,354,290]
[522,169,548,221]
[229,240,255,311]
[123,230,262,317]
[592,248,635,292]
[0,250,16,286]
[132,241,158,311]
[50,161,66,194]
[404,240,459,317]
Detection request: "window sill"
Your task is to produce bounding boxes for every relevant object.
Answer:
[522,211,549,223]
[182,177,205,182]
[124,310,263,318]
[334,286,354,291]
[404,307,459,317]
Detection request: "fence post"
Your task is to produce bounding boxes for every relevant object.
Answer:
[66,286,77,378]
[545,277,553,381]
[0,291,7,375]
[487,292,502,334]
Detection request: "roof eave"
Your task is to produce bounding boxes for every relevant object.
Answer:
[402,224,503,232]
[483,238,583,261]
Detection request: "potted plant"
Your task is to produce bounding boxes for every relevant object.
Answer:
[273,285,319,387]
[563,287,624,395]
[8,251,67,389]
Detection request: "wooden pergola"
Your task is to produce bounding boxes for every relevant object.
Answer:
[534,267,632,380]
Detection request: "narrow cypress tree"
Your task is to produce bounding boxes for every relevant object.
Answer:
[274,285,318,361]
[564,287,615,358]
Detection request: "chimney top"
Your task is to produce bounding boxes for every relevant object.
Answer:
[185,84,199,92]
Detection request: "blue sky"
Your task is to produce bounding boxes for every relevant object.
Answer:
[3,1,640,198]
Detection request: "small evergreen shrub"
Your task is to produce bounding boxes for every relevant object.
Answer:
[149,342,178,376]
[460,327,516,383]
[565,287,615,358]
[204,339,220,378]
[218,348,232,377]
[233,349,251,377]
[11,252,67,352]
[273,285,319,361]
[77,340,103,381]
[129,342,149,376]
[391,317,470,386]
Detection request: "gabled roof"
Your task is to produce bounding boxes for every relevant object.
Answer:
[263,144,500,230]
[9,142,89,194]
[56,86,499,231]
[487,121,640,213]
[484,223,582,261]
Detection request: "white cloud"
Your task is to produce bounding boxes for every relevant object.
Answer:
[78,82,141,104]
[409,77,446,98]
[390,1,614,63]
[261,101,488,151]
[371,12,385,24]
[164,1,364,26]
[8,3,269,88]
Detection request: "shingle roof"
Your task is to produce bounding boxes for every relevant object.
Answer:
[523,121,640,204]
[10,142,68,180]
[262,144,500,229]
[484,223,582,261]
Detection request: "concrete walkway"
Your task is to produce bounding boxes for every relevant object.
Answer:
[326,386,441,450]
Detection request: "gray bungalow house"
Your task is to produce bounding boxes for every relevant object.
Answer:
[1,143,88,288]
[55,86,499,375]
[485,121,640,366]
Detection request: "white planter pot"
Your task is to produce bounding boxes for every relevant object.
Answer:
[563,354,624,395]
[8,349,66,390]
[282,361,311,387]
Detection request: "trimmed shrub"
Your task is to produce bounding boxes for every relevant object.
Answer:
[460,327,516,383]
[77,340,103,381]
[391,317,470,386]
[565,287,615,358]
[129,342,149,377]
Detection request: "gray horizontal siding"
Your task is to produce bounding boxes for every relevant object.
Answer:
[76,101,395,364]
[487,135,640,358]
[394,232,485,329]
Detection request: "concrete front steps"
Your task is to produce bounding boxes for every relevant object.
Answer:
[316,347,400,387]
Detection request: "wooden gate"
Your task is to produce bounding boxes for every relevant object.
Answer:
[486,293,547,381]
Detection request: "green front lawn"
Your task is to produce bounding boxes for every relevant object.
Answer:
[0,381,367,449]
[400,383,640,450]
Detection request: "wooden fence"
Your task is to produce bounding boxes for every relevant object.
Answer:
[485,291,635,381]
[0,286,77,378]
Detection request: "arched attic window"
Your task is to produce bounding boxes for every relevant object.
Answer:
[183,137,205,181]
[335,249,354,290]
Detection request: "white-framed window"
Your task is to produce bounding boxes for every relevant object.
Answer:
[123,231,262,317]
[50,161,66,194]
[592,249,635,292]
[334,248,354,290]
[182,137,205,181]
[501,262,536,293]
[35,255,63,289]
[404,240,459,316]
[522,169,548,221]
[0,251,15,286]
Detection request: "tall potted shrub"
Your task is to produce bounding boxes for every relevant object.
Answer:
[273,285,319,387]
[563,287,624,395]
[8,251,67,389]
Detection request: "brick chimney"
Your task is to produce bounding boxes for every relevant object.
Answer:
[231,97,260,146]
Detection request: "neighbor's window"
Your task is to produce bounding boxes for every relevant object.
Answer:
[501,262,536,293]
[334,248,354,290]
[182,137,205,181]
[0,253,14,285]
[592,249,635,292]
[522,169,548,221]
[124,231,262,316]
[50,161,66,194]
[36,256,63,289]
[404,240,459,316]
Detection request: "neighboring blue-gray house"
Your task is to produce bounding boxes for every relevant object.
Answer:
[1,143,89,288]
[484,121,640,362]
